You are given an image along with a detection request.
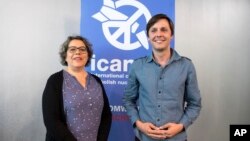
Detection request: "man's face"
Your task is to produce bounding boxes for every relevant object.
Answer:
[148,19,173,52]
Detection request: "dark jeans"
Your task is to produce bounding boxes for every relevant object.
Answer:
[135,136,187,141]
[135,137,140,141]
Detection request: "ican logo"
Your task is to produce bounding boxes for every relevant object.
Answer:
[92,0,151,50]
[230,125,250,141]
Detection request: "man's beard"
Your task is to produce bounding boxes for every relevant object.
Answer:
[154,46,168,52]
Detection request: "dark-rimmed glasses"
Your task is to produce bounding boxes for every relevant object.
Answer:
[68,46,87,54]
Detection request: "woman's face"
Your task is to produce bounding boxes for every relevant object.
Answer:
[65,39,88,70]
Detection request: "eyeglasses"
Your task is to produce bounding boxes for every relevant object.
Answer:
[68,46,87,54]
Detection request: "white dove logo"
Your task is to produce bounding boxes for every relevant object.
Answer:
[92,0,151,50]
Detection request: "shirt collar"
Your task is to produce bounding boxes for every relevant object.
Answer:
[146,48,182,64]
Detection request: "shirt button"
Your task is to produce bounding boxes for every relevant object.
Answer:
[157,119,160,121]
[158,91,161,94]
[158,105,160,107]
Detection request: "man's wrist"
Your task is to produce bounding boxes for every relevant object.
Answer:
[135,120,142,127]
[135,120,143,130]
[178,123,185,132]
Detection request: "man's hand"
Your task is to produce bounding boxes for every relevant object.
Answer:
[159,123,184,138]
[135,120,166,139]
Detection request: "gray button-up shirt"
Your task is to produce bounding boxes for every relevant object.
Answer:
[123,49,201,141]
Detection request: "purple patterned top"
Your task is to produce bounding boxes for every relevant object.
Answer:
[62,70,104,141]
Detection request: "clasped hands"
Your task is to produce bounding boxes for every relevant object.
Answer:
[135,120,184,140]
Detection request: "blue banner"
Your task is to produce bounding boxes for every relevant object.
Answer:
[81,0,175,140]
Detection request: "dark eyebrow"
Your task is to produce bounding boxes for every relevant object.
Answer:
[68,46,86,48]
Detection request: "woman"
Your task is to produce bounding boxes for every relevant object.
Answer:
[42,35,112,141]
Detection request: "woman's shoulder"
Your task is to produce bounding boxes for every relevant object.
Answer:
[89,73,101,82]
[47,70,64,81]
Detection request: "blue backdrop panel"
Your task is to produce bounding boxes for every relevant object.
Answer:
[81,0,174,140]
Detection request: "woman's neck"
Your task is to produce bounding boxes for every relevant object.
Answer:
[66,67,88,88]
[66,67,87,77]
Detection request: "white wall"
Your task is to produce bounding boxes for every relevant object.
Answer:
[0,0,249,141]
[0,0,80,140]
[176,0,250,141]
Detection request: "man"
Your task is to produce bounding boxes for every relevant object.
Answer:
[123,14,201,141]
